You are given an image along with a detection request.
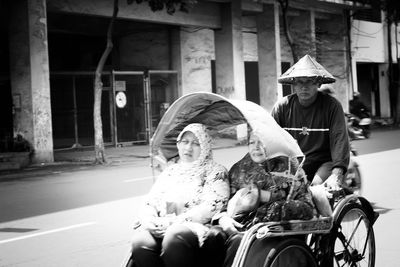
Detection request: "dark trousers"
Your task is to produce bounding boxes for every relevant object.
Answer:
[130,224,227,267]
[223,232,244,267]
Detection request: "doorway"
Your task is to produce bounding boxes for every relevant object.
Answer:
[356,63,379,116]
[245,62,260,104]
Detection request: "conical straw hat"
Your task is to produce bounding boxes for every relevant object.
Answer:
[278,54,336,84]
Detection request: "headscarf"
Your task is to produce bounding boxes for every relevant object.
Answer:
[146,123,222,216]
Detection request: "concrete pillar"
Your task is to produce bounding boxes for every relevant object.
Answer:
[171,27,214,96]
[214,0,246,100]
[9,0,53,163]
[257,3,281,111]
[378,64,391,117]
[171,29,183,99]
[316,13,350,111]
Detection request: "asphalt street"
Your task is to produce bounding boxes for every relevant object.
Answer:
[0,127,399,266]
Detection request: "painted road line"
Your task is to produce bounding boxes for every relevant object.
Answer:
[0,222,96,244]
[123,176,154,182]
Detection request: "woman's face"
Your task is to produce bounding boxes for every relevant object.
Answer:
[177,131,201,163]
[248,134,267,163]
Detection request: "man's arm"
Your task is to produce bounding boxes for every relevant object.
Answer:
[271,101,283,126]
[329,100,350,173]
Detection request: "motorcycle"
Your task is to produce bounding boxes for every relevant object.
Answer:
[346,109,372,140]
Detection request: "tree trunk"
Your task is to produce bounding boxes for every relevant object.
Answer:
[93,0,119,164]
[278,0,298,62]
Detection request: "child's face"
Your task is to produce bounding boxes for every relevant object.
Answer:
[248,134,267,164]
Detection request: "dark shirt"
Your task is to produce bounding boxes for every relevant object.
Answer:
[271,92,350,174]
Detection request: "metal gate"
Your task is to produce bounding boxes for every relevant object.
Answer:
[50,70,178,149]
[112,70,178,146]
[50,71,114,149]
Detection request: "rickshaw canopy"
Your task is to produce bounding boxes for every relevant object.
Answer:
[150,92,303,164]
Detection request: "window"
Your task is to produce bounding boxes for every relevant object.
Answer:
[353,8,381,23]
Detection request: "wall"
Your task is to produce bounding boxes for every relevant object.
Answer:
[119,29,170,70]
[351,20,386,63]
[47,0,221,29]
[316,13,350,110]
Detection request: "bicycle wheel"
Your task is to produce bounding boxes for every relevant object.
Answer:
[329,203,375,267]
[262,238,318,267]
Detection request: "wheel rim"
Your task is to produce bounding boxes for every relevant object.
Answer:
[269,244,317,267]
[333,208,375,267]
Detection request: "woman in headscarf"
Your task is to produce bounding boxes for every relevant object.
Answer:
[213,121,316,267]
[129,123,230,267]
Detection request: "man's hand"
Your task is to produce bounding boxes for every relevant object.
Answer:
[218,215,244,235]
[323,168,344,192]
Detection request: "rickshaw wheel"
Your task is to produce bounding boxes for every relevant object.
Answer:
[261,238,318,267]
[328,203,376,267]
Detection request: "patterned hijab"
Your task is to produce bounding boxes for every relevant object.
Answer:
[146,123,225,219]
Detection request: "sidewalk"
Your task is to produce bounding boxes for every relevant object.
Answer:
[0,144,152,181]
[1,123,398,181]
[54,144,150,163]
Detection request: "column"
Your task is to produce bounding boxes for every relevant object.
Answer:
[257,2,281,111]
[9,0,53,163]
[172,27,215,96]
[214,0,246,100]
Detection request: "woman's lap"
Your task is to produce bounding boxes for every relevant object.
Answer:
[130,229,162,267]
[131,224,203,267]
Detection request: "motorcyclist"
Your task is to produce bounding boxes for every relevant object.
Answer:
[349,92,370,119]
[348,92,372,139]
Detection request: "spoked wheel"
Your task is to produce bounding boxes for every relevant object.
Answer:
[329,203,375,267]
[262,238,318,267]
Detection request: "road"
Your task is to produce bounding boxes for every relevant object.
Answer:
[0,127,399,266]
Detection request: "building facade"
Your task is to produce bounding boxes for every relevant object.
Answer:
[0,0,395,163]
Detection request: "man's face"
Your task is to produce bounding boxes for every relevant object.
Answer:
[293,78,320,104]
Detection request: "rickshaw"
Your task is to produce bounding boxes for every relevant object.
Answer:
[124,92,377,267]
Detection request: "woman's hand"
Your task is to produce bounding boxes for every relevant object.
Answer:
[218,215,244,235]
[142,216,174,238]
[227,186,259,217]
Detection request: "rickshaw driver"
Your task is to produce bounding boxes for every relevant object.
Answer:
[271,54,350,190]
